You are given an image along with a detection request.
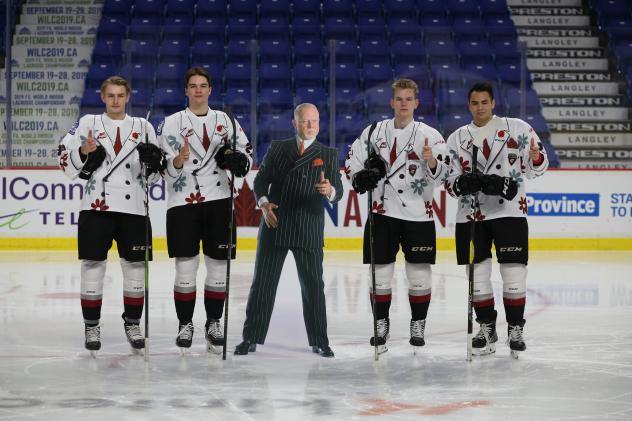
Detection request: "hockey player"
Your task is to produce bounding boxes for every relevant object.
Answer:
[345,79,449,354]
[157,66,252,353]
[58,76,164,356]
[444,82,548,358]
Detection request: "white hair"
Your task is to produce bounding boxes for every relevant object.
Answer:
[293,103,318,121]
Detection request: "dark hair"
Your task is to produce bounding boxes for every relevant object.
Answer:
[184,66,211,87]
[468,82,494,102]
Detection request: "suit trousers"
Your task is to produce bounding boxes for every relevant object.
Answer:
[242,243,329,347]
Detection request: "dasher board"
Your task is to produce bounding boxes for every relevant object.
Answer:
[507,0,581,6]
[551,133,632,148]
[512,15,590,26]
[521,36,600,48]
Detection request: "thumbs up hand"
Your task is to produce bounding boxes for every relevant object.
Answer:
[80,129,97,155]
[529,138,542,162]
[315,170,332,197]
[174,138,190,169]
[422,137,437,170]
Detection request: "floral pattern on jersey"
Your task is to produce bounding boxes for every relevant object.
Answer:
[185,191,205,204]
[467,209,485,222]
[167,135,180,151]
[371,201,385,214]
[90,198,109,211]
[425,201,433,218]
[519,196,528,215]
[59,152,69,170]
[172,173,187,192]
[508,169,523,187]
[517,133,529,151]
[410,178,428,195]
[84,177,96,195]
[459,157,471,173]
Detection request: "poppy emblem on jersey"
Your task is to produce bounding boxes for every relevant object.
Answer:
[217,125,224,132]
[408,163,418,176]
[408,151,420,160]
[90,198,109,211]
[508,153,517,166]
[507,137,519,149]
[185,192,205,204]
[312,158,323,167]
[132,132,139,139]
[497,130,507,141]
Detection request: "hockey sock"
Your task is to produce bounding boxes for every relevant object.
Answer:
[174,256,199,323]
[204,256,226,320]
[406,262,432,320]
[467,258,496,321]
[80,260,106,324]
[370,263,394,319]
[121,259,145,324]
[500,263,527,324]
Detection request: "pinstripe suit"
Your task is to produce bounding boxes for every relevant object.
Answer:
[241,138,343,347]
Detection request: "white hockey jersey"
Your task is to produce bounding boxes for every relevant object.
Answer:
[444,116,549,223]
[345,119,449,221]
[158,108,252,210]
[58,113,159,216]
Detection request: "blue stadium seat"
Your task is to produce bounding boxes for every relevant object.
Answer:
[258,20,290,41]
[439,113,468,135]
[363,63,393,87]
[356,0,383,18]
[156,63,188,88]
[497,63,532,86]
[154,87,184,114]
[358,18,388,42]
[333,87,364,113]
[485,16,517,41]
[505,88,541,115]
[295,87,328,109]
[294,37,324,64]
[258,111,295,142]
[478,0,510,17]
[426,39,458,65]
[463,63,498,83]
[259,0,290,18]
[192,16,226,39]
[416,0,447,17]
[330,39,359,64]
[259,39,292,64]
[458,40,494,65]
[226,39,254,64]
[98,17,128,39]
[133,0,165,19]
[259,88,293,112]
[128,16,162,42]
[81,88,103,114]
[452,16,485,42]
[130,87,151,109]
[446,0,480,17]
[196,0,227,18]
[224,63,252,88]
[294,62,325,88]
[614,41,632,72]
[387,17,421,42]
[437,88,468,114]
[159,40,189,64]
[417,87,435,114]
[360,39,390,64]
[323,17,356,40]
[230,0,258,17]
[333,62,360,89]
[120,63,154,89]
[191,39,225,64]
[493,40,522,65]
[323,0,354,18]
[394,63,433,89]
[259,63,292,88]
[432,63,463,88]
[93,38,122,66]
[86,63,118,88]
[384,0,417,19]
[291,15,321,38]
[128,40,159,65]
[420,16,452,41]
[224,87,252,113]
[102,0,131,20]
[391,40,425,65]
[414,114,439,130]
[166,0,194,15]
[365,86,392,114]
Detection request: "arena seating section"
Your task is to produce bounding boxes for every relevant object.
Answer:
[84,0,549,161]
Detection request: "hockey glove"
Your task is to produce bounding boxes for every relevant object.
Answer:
[453,171,483,196]
[352,168,382,194]
[481,174,518,200]
[365,151,386,178]
[137,142,167,175]
[78,144,106,180]
[223,148,250,177]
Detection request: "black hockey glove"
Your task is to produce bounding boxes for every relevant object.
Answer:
[137,142,167,175]
[481,174,518,200]
[352,168,382,194]
[453,171,484,196]
[215,145,250,177]
[78,144,106,180]
[365,151,386,178]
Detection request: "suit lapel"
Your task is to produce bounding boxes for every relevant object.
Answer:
[290,140,321,173]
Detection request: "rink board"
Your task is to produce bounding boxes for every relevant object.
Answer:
[0,169,631,250]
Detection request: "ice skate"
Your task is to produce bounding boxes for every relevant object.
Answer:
[176,322,194,355]
[369,318,390,355]
[205,319,224,354]
[409,319,426,355]
[85,324,101,358]
[472,319,498,356]
[507,320,526,359]
[123,320,145,354]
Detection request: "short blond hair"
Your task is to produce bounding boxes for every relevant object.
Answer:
[391,78,419,98]
[100,76,131,94]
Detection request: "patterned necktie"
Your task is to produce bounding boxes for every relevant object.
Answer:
[113,127,122,155]
[202,123,210,151]
[299,139,305,155]
[389,137,397,165]
[482,138,491,160]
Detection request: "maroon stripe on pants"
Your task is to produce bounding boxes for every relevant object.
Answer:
[174,291,196,301]
[204,290,226,300]
[81,299,102,308]
[503,297,526,306]
[473,298,495,308]
[409,294,431,303]
[124,296,144,306]
[370,293,392,303]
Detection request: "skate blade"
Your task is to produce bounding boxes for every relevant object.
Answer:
[206,341,222,355]
[412,345,423,355]
[510,350,522,359]
[472,343,496,357]
[131,347,145,356]
[89,350,98,359]
[178,347,190,356]
[376,345,388,355]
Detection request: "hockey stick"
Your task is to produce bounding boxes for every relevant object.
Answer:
[467,145,479,362]
[143,111,151,362]
[222,108,238,361]
[365,121,379,361]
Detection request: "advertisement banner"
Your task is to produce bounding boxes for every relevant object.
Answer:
[1,170,631,241]
[15,24,98,36]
